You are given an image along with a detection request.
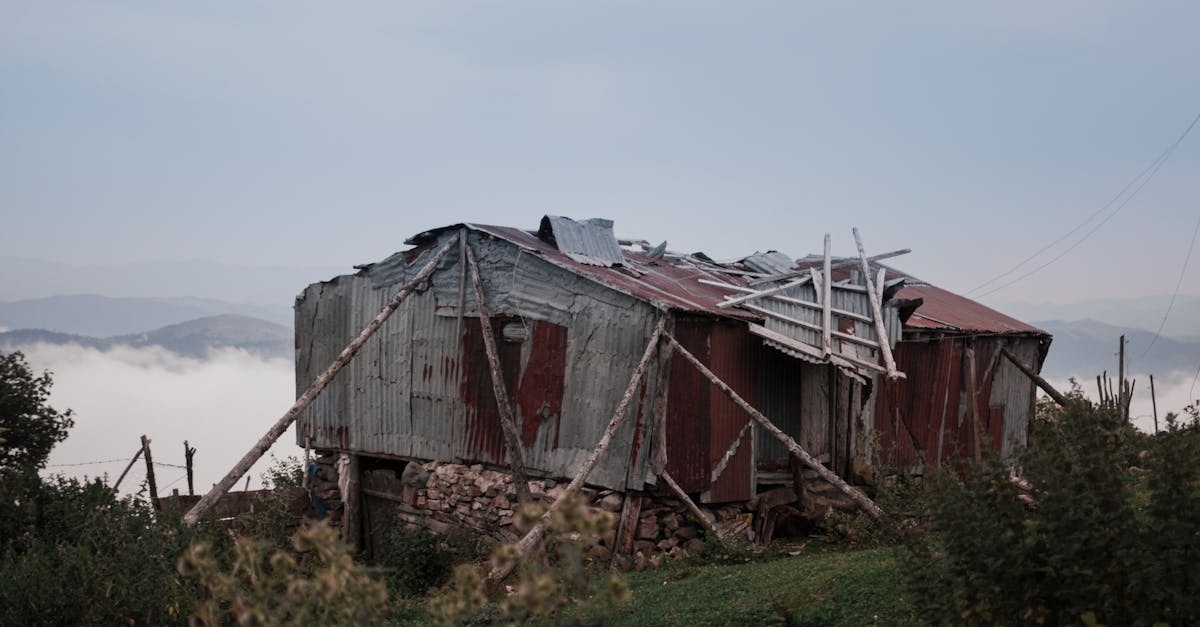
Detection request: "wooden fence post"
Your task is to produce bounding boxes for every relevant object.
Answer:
[184,441,196,496]
[111,446,144,494]
[141,435,159,510]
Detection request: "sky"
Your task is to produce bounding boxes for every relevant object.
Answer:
[2,1,1199,308]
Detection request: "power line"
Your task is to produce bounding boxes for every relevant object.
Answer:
[45,458,130,468]
[967,109,1200,298]
[1139,213,1200,361]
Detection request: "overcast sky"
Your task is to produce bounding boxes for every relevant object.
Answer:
[2,1,1198,306]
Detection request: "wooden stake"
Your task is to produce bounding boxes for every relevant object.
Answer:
[748,248,912,286]
[613,492,643,557]
[489,316,667,581]
[665,332,883,518]
[342,455,361,549]
[182,234,460,526]
[465,244,533,505]
[965,344,983,463]
[302,434,312,489]
[111,446,143,494]
[1150,374,1159,434]
[851,228,900,379]
[999,347,1068,407]
[141,435,159,510]
[822,233,832,356]
[184,440,196,496]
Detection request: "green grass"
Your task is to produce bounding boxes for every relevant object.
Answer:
[597,546,915,626]
[393,545,916,625]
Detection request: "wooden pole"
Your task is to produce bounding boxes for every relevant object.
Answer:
[822,233,832,356]
[184,440,196,496]
[1150,374,1160,434]
[111,447,143,494]
[342,455,361,549]
[141,435,159,510]
[489,316,667,581]
[302,434,312,489]
[182,234,460,526]
[664,332,883,518]
[660,471,724,543]
[465,245,533,505]
[851,228,900,379]
[1118,335,1126,421]
[717,276,812,309]
[999,347,1068,407]
[649,319,674,476]
[965,344,983,463]
[456,227,468,343]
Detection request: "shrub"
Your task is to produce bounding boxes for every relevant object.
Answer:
[427,491,630,626]
[375,523,483,597]
[180,519,390,626]
[902,400,1200,625]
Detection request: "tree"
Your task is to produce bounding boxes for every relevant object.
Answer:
[0,351,73,471]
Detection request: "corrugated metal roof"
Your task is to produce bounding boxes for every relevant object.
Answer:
[740,251,794,275]
[537,216,626,267]
[898,284,1046,335]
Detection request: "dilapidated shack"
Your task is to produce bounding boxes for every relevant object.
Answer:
[285,216,1049,553]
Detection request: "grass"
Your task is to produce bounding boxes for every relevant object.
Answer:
[392,545,915,626]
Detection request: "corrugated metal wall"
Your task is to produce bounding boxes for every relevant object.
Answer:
[874,335,1040,472]
[295,229,659,492]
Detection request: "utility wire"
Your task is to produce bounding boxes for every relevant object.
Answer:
[45,458,130,468]
[1139,213,1200,361]
[967,109,1200,297]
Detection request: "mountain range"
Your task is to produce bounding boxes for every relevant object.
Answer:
[0,314,292,360]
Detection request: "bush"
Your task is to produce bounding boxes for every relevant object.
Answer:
[375,523,483,597]
[0,470,232,626]
[427,491,630,626]
[0,351,74,472]
[180,519,390,625]
[902,400,1200,625]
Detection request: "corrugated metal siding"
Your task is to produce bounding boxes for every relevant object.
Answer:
[755,345,806,470]
[988,338,1039,458]
[295,275,357,450]
[705,323,758,503]
[664,319,712,492]
[538,216,625,267]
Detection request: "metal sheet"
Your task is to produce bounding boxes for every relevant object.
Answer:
[537,215,626,267]
[705,322,758,503]
[740,251,794,275]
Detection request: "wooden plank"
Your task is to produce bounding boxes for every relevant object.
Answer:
[965,344,982,463]
[852,228,900,379]
[465,245,533,505]
[342,454,361,549]
[490,316,667,581]
[741,304,880,349]
[183,234,460,526]
[613,492,642,557]
[665,332,883,518]
[748,248,912,286]
[999,347,1068,407]
[748,323,889,376]
[710,419,753,484]
[660,471,725,544]
[699,280,874,324]
[649,318,675,476]
[822,234,832,356]
[716,276,812,309]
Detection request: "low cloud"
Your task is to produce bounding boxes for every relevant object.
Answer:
[21,343,302,496]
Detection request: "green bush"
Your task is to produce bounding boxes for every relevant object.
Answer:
[0,470,232,626]
[375,523,483,597]
[902,399,1200,625]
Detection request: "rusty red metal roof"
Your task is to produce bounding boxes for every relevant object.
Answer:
[898,284,1046,335]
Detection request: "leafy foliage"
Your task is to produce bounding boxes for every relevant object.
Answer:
[0,351,73,471]
[375,523,483,597]
[180,520,390,626]
[902,398,1200,625]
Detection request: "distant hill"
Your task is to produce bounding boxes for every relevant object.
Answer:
[0,314,293,360]
[995,295,1200,341]
[1036,318,1200,380]
[0,295,293,336]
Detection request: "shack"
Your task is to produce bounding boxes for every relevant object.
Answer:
[289,216,1049,554]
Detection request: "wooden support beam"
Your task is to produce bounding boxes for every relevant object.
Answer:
[999,347,1068,407]
[664,332,883,519]
[698,280,874,324]
[710,419,752,485]
[822,234,832,356]
[141,435,159,510]
[716,276,812,309]
[660,471,725,543]
[747,248,912,286]
[489,316,667,581]
[965,344,983,463]
[741,304,880,349]
[111,446,143,494]
[852,228,900,379]
[465,244,533,505]
[182,234,460,527]
[456,227,468,343]
[613,492,643,557]
[342,454,361,550]
[649,318,674,476]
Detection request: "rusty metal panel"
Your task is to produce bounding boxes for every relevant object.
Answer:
[295,274,357,451]
[665,319,712,492]
[705,323,758,503]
